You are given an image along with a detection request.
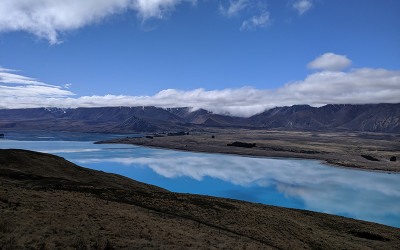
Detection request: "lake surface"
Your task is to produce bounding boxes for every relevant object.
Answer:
[1,131,399,228]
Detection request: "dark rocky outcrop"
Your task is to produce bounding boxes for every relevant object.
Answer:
[167,131,186,136]
[361,155,380,161]
[227,142,256,148]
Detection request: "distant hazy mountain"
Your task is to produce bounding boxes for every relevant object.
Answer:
[0,103,399,133]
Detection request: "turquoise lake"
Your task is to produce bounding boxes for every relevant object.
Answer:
[1,131,399,228]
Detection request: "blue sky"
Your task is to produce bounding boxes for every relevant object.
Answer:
[0,0,399,116]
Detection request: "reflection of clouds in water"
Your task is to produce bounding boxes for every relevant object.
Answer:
[77,154,279,186]
[276,183,400,221]
[76,150,400,222]
[77,152,400,195]
[43,148,103,153]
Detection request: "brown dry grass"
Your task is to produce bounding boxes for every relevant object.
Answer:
[1,149,400,249]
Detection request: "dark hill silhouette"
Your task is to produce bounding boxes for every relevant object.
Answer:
[248,103,400,132]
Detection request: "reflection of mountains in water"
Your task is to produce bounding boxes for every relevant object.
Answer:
[0,103,399,133]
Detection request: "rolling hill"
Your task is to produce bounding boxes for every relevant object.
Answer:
[1,149,399,248]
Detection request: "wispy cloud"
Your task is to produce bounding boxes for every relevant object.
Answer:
[293,0,312,15]
[0,66,16,72]
[1,53,399,116]
[0,67,74,97]
[240,11,271,31]
[0,0,194,44]
[219,0,271,31]
[219,0,248,17]
[1,70,49,86]
[0,1,315,43]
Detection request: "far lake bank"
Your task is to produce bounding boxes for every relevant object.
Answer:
[97,129,400,173]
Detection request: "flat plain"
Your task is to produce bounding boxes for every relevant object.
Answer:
[98,128,400,173]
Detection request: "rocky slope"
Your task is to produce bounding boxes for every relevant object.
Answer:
[249,104,400,132]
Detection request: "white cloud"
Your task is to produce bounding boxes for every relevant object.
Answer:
[293,0,312,15]
[0,66,16,72]
[219,0,248,17]
[1,54,399,116]
[1,70,48,86]
[0,85,73,98]
[0,0,194,44]
[240,11,270,31]
[307,52,352,71]
[0,0,282,42]
[0,67,74,98]
[219,0,271,31]
[278,68,400,105]
[134,0,195,19]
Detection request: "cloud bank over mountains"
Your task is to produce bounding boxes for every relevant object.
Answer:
[1,53,399,117]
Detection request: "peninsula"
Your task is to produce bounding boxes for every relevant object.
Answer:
[97,128,400,173]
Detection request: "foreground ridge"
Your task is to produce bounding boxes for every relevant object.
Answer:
[1,149,399,249]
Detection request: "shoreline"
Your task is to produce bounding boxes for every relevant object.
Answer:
[101,142,398,174]
[96,129,400,173]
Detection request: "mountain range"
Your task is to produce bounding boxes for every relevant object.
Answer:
[0,103,399,133]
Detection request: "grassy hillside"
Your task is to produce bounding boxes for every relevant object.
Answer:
[1,149,399,249]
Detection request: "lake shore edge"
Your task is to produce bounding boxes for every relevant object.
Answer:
[95,129,400,173]
[96,141,395,174]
